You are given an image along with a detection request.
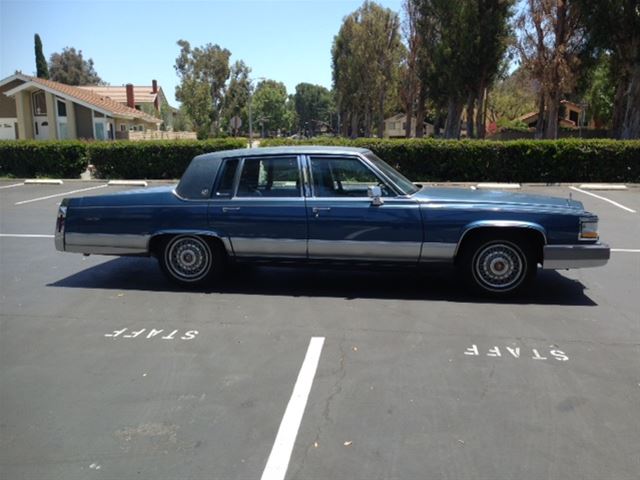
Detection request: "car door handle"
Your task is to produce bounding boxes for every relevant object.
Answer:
[222,207,241,213]
[312,207,331,217]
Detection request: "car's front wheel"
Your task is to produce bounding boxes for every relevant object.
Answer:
[158,235,223,286]
[459,234,537,297]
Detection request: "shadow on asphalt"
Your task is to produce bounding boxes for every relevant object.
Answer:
[48,257,597,306]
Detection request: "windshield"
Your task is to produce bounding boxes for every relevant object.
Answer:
[365,152,420,195]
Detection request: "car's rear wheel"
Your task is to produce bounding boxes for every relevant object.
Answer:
[158,235,223,286]
[459,233,537,297]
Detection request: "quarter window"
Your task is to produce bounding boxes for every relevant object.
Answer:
[310,156,391,197]
[215,159,239,197]
[237,157,300,197]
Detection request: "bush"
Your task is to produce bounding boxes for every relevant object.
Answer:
[260,137,640,183]
[0,140,88,178]
[88,139,247,179]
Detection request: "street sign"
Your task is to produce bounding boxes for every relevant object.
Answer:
[230,116,242,129]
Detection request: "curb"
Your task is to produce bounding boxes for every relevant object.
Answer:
[577,184,628,191]
[24,179,63,185]
[107,180,148,187]
[476,183,521,189]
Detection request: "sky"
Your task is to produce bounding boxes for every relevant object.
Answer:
[0,0,403,105]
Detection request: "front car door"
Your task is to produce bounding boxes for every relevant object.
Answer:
[305,154,423,262]
[208,155,307,258]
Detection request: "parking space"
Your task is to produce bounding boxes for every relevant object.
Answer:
[1,184,639,479]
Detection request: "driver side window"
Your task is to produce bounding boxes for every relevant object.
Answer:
[309,156,391,197]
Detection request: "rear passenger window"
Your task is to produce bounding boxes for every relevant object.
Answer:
[236,157,300,197]
[215,159,238,197]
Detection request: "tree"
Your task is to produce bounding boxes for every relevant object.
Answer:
[34,34,49,79]
[486,67,538,123]
[174,40,231,138]
[294,83,332,136]
[575,0,640,139]
[222,60,251,135]
[515,0,585,138]
[252,80,290,136]
[332,1,404,137]
[412,0,513,139]
[49,47,102,85]
[467,0,514,138]
[583,52,615,128]
[399,0,422,137]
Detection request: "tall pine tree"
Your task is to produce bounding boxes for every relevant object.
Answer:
[34,34,49,79]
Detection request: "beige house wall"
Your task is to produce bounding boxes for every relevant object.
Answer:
[0,79,22,117]
[15,91,34,139]
[44,91,57,139]
[65,98,77,139]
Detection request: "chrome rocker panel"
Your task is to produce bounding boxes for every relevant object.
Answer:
[57,232,611,270]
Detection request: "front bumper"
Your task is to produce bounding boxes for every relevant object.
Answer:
[543,243,610,269]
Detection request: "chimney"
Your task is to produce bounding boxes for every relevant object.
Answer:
[152,79,159,111]
[125,83,135,108]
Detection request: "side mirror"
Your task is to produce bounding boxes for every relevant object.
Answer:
[367,185,384,206]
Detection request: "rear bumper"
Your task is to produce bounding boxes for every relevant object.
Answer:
[543,243,610,269]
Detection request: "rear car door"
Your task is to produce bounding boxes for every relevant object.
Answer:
[305,155,423,262]
[208,155,307,258]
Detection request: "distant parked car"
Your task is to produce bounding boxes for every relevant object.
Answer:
[55,146,609,296]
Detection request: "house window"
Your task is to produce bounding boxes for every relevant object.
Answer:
[569,110,579,124]
[120,124,127,132]
[57,100,67,117]
[32,91,47,116]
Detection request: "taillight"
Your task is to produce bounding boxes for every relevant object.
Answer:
[56,205,67,233]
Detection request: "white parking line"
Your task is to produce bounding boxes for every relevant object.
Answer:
[14,184,108,205]
[0,183,24,190]
[611,249,640,253]
[569,186,637,213]
[261,336,325,480]
[0,234,54,238]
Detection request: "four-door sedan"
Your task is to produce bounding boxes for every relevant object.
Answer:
[55,146,610,296]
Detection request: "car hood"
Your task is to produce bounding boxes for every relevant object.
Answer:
[413,186,584,210]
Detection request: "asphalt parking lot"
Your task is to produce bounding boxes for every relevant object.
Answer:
[1,180,639,480]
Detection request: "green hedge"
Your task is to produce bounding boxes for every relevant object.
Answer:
[88,139,247,179]
[0,140,89,178]
[2,137,638,182]
[260,138,640,183]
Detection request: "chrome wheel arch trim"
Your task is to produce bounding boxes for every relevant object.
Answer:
[454,220,547,257]
[148,229,233,255]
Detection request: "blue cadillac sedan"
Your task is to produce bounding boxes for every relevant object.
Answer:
[55,146,609,296]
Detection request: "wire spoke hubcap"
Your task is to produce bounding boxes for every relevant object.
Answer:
[473,243,524,290]
[166,237,211,281]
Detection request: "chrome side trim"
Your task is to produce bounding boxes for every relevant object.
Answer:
[308,240,421,261]
[543,243,610,269]
[419,242,456,262]
[65,233,149,255]
[231,237,307,257]
[455,220,548,256]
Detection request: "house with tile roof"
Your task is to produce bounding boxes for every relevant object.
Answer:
[0,73,162,140]
[77,80,178,129]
